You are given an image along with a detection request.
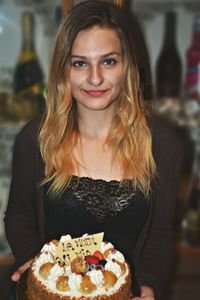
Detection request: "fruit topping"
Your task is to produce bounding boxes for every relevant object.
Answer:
[96,265,104,271]
[98,259,107,267]
[85,255,100,265]
[93,250,104,260]
[71,256,88,274]
[39,263,54,280]
[111,249,116,254]
[103,270,117,289]
[56,276,70,291]
[80,275,97,294]
[51,239,59,246]
[89,264,96,271]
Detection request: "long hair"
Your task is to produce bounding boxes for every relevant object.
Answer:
[39,0,156,196]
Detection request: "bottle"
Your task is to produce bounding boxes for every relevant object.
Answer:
[156,11,182,100]
[185,15,200,101]
[0,67,13,121]
[13,11,44,121]
[181,148,200,246]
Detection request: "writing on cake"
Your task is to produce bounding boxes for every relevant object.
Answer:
[55,232,104,265]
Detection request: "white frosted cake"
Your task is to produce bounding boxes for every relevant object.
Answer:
[26,234,132,300]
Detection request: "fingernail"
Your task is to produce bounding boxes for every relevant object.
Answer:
[11,275,17,281]
[12,273,19,282]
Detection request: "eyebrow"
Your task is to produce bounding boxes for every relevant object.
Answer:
[71,51,121,59]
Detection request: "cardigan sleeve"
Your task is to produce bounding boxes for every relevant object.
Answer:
[135,117,184,299]
[4,118,43,266]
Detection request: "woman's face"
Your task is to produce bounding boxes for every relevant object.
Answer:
[69,26,124,112]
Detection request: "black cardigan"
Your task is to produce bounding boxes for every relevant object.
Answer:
[1,114,183,299]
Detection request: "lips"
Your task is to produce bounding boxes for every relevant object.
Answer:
[84,89,108,97]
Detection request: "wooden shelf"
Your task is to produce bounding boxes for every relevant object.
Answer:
[175,242,200,257]
[0,254,15,266]
[162,241,200,299]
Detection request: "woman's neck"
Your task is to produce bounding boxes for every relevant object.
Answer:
[77,106,115,140]
[73,105,122,181]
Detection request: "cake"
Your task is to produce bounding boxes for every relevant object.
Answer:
[26,233,132,300]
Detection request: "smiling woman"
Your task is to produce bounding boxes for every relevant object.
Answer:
[2,1,183,300]
[40,0,154,193]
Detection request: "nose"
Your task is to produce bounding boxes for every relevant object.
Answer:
[87,65,103,86]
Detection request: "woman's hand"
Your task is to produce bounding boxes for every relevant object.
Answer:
[11,259,33,282]
[131,286,155,300]
[131,297,154,300]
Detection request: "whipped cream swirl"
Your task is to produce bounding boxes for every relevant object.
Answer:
[49,264,65,282]
[37,251,54,265]
[68,273,82,291]
[105,261,121,278]
[101,241,114,253]
[107,250,125,263]
[88,269,104,288]
[60,234,72,242]
[41,242,57,256]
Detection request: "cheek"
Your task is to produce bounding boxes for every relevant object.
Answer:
[69,74,80,90]
[70,71,86,88]
[109,68,124,85]
[113,75,123,90]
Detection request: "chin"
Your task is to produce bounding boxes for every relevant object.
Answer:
[84,103,115,111]
[77,97,116,112]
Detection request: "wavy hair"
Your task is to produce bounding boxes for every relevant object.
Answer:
[39,0,156,196]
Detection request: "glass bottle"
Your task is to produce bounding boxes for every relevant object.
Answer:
[12,11,45,121]
[185,15,200,101]
[0,67,13,121]
[181,138,200,246]
[156,11,182,100]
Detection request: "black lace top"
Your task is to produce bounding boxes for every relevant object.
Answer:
[44,176,149,261]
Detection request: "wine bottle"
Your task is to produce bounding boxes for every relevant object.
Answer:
[156,11,182,100]
[185,15,200,101]
[13,11,45,120]
[182,149,200,246]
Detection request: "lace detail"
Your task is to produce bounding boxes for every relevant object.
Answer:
[68,176,136,222]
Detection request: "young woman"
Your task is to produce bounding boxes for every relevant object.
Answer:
[2,1,183,299]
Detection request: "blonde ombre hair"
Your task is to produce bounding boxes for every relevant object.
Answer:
[39,0,156,196]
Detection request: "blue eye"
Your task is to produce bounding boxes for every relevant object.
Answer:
[72,61,87,68]
[103,58,117,66]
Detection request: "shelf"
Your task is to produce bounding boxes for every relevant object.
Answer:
[0,254,15,266]
[175,242,200,257]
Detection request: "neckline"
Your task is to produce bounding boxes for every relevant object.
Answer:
[71,175,128,184]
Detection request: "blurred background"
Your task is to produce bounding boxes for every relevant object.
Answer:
[0,0,200,299]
